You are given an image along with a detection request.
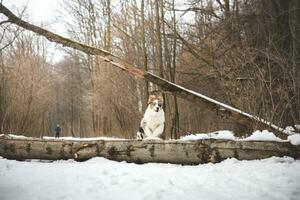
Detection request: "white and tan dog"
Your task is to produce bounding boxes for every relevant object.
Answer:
[137,94,165,139]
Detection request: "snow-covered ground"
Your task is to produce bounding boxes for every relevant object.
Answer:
[43,136,127,141]
[0,156,300,200]
[0,134,127,141]
[180,130,300,145]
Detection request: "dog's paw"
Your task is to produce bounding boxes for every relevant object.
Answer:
[136,131,144,140]
[144,137,162,140]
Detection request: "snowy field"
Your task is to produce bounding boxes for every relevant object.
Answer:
[1,156,300,200]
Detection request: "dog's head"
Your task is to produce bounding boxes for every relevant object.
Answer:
[148,94,163,112]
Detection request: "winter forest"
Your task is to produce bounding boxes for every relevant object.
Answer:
[1,1,300,200]
[0,0,299,139]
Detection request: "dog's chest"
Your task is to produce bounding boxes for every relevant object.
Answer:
[144,109,165,128]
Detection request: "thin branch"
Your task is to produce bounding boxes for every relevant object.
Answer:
[0,19,10,26]
[173,7,221,20]
[112,23,142,50]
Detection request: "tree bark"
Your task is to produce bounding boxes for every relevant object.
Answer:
[141,0,149,103]
[170,0,179,139]
[0,3,289,139]
[0,135,299,164]
[155,0,164,79]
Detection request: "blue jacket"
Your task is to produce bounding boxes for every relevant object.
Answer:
[55,126,61,133]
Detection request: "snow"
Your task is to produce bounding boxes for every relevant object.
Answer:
[241,130,283,142]
[180,130,282,142]
[42,136,127,141]
[180,129,300,145]
[285,126,300,135]
[288,134,300,145]
[0,134,126,141]
[6,134,30,139]
[3,129,300,146]
[180,130,235,141]
[0,156,299,200]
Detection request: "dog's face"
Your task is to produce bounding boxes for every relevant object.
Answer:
[148,94,163,112]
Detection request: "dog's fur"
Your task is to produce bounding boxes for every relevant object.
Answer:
[137,94,165,139]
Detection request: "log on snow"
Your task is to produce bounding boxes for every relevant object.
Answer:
[0,3,289,139]
[0,135,299,164]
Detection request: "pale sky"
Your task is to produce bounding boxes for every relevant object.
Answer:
[5,0,63,32]
[3,0,66,63]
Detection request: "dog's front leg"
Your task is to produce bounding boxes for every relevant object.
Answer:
[152,124,164,138]
[144,126,153,138]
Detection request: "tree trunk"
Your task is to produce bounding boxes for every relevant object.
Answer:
[155,0,164,79]
[105,0,112,51]
[0,135,299,164]
[170,0,179,139]
[141,0,149,104]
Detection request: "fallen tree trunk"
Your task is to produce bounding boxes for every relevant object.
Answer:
[0,135,299,164]
[0,3,289,139]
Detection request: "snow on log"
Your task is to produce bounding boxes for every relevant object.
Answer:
[0,135,299,164]
[0,3,289,139]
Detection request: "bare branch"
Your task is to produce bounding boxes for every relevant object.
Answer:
[0,19,10,26]
[112,23,142,50]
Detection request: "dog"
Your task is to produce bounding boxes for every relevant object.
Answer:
[137,94,165,139]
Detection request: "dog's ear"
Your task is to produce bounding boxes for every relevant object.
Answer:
[148,95,156,104]
[157,94,164,104]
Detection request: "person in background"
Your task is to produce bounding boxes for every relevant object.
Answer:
[55,124,61,139]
